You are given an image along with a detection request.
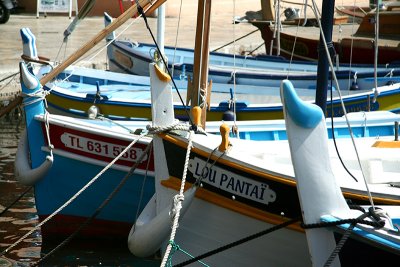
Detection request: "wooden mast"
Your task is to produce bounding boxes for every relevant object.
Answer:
[187,0,212,128]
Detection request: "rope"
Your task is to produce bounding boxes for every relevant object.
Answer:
[248,42,264,55]
[0,186,32,217]
[160,130,194,267]
[173,216,301,267]
[373,1,380,103]
[170,0,183,78]
[211,29,259,53]
[0,72,19,107]
[167,241,210,267]
[45,2,145,84]
[0,131,148,257]
[321,209,380,267]
[133,143,154,225]
[310,0,376,210]
[146,120,206,135]
[231,0,238,138]
[20,87,54,163]
[194,146,226,187]
[0,72,19,84]
[77,8,145,67]
[302,205,386,266]
[164,144,225,266]
[20,88,49,107]
[301,217,384,229]
[323,222,356,267]
[159,124,221,266]
[172,203,388,267]
[96,116,138,134]
[329,78,359,183]
[31,141,153,267]
[43,111,54,159]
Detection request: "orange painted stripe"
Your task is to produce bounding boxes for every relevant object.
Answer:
[372,140,400,148]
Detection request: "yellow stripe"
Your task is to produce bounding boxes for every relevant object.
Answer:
[47,89,400,121]
[372,140,400,148]
[47,94,152,119]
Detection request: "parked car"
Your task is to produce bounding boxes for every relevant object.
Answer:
[0,0,17,24]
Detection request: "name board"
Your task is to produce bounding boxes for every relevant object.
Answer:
[188,157,276,205]
[38,0,70,12]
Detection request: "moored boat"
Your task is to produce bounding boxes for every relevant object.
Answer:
[250,0,400,64]
[20,26,400,122]
[126,62,400,266]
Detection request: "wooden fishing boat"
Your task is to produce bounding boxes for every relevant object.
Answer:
[127,63,400,266]
[31,58,400,121]
[126,2,400,264]
[11,2,400,261]
[336,1,400,22]
[251,1,400,64]
[108,39,400,90]
[10,0,167,243]
[19,59,400,244]
[17,61,156,240]
[20,27,400,122]
[104,9,400,91]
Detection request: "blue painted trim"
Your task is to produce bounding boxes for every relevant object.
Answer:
[282,80,323,128]
[321,215,400,250]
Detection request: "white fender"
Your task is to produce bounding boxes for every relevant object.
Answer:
[14,129,53,185]
[128,187,197,257]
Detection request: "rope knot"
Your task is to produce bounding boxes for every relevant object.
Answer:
[169,194,184,223]
[367,207,386,228]
[190,124,198,132]
[146,120,190,134]
[169,240,180,251]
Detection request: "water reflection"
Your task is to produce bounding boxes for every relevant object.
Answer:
[0,113,40,266]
